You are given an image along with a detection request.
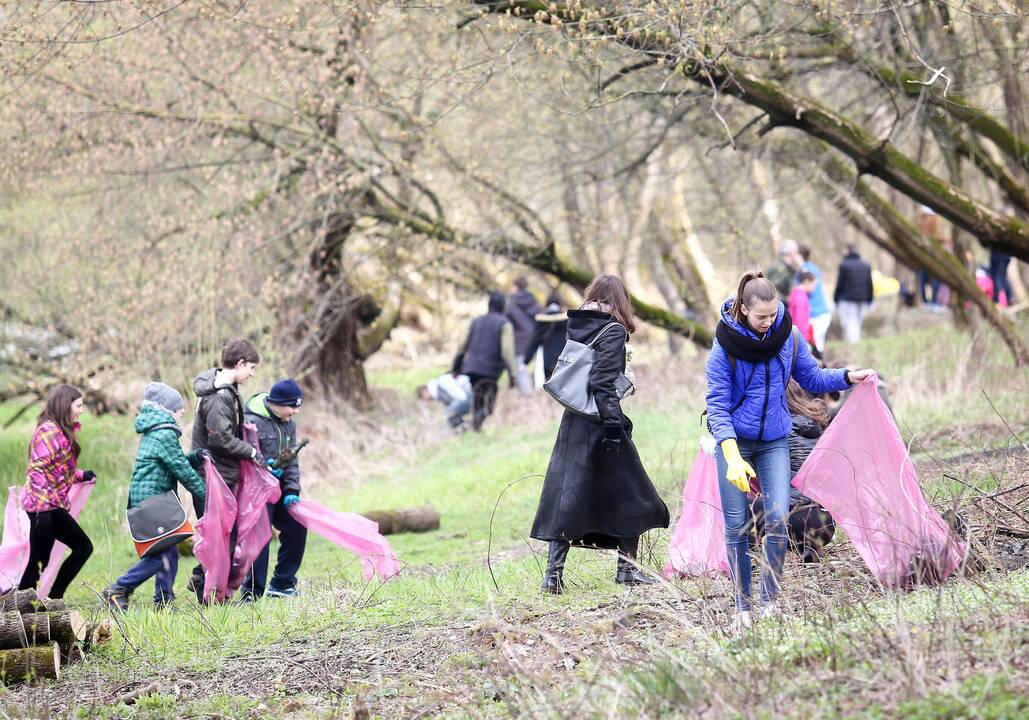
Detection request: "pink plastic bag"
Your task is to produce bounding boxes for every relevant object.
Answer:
[226,425,281,594]
[193,457,237,603]
[663,444,729,578]
[794,375,965,589]
[0,488,31,594]
[288,499,401,582]
[38,481,94,598]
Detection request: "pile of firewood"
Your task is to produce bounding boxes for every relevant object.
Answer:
[0,589,111,684]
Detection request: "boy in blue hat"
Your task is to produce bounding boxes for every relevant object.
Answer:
[240,379,307,599]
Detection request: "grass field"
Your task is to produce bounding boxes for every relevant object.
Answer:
[1,323,1026,718]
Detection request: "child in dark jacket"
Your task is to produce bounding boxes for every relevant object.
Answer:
[103,383,207,609]
[705,271,874,629]
[240,379,307,600]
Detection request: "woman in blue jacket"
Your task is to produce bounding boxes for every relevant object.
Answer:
[705,271,873,628]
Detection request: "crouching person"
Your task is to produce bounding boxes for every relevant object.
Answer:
[104,383,207,610]
[241,379,307,600]
[417,373,473,431]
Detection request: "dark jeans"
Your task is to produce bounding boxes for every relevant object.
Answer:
[115,545,178,603]
[989,252,1014,303]
[917,270,941,305]
[19,508,93,599]
[242,499,308,597]
[465,373,499,432]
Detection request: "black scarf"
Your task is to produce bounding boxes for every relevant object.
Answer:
[716,307,794,363]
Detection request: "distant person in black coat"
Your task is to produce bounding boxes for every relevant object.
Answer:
[506,276,542,358]
[453,291,518,432]
[531,275,669,594]
[833,245,874,343]
[521,290,569,382]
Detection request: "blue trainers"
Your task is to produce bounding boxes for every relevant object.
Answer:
[265,586,299,598]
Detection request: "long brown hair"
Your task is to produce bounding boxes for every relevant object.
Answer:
[36,384,83,458]
[786,380,829,428]
[729,271,778,323]
[582,274,636,333]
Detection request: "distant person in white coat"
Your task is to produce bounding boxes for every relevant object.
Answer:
[417,373,473,431]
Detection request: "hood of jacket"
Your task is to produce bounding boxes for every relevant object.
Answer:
[790,413,824,439]
[135,402,181,436]
[487,291,507,314]
[719,297,786,340]
[245,392,284,423]
[192,368,237,398]
[566,309,624,344]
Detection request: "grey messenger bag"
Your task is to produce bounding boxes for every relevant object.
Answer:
[543,322,634,418]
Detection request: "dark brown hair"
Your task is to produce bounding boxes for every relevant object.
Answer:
[786,380,830,428]
[221,338,260,369]
[799,244,811,262]
[729,271,778,322]
[583,274,636,333]
[798,271,816,284]
[36,384,83,458]
[513,276,529,291]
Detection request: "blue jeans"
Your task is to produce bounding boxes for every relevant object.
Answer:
[115,545,179,604]
[242,498,308,597]
[716,437,790,611]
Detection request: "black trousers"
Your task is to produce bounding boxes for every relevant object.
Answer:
[242,499,308,597]
[19,508,93,599]
[465,373,499,432]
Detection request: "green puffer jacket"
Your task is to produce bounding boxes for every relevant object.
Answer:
[127,402,207,509]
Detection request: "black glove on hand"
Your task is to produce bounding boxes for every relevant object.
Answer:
[601,425,622,453]
[81,470,96,483]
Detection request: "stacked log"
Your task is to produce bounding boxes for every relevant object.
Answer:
[0,589,107,685]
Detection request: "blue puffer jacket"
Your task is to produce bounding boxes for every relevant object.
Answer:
[705,299,851,444]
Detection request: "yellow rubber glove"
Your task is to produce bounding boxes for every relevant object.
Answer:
[721,439,756,493]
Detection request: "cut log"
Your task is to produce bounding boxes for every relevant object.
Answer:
[0,589,50,614]
[59,642,84,666]
[82,619,113,654]
[20,611,87,646]
[0,643,60,684]
[359,506,440,535]
[0,611,28,649]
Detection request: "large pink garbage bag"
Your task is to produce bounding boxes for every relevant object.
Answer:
[663,444,729,578]
[194,457,237,603]
[793,375,965,589]
[38,481,94,597]
[0,488,31,594]
[226,424,281,594]
[289,500,401,582]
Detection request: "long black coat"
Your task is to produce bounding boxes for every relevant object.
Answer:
[530,310,669,549]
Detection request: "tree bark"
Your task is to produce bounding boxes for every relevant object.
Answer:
[0,589,54,614]
[20,612,87,647]
[359,507,441,535]
[0,644,60,684]
[0,612,28,650]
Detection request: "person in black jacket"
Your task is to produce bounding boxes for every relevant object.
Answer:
[833,246,874,343]
[453,291,518,432]
[187,338,261,601]
[531,275,669,594]
[521,290,568,381]
[241,379,308,600]
[506,276,542,358]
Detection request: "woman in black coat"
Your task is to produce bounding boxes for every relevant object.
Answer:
[530,275,669,594]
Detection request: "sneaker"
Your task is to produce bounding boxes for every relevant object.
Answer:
[265,586,299,598]
[757,602,781,621]
[236,592,259,606]
[102,584,129,612]
[729,611,753,634]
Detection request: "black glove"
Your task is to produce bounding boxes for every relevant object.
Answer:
[601,425,622,453]
[196,449,211,461]
[81,470,96,483]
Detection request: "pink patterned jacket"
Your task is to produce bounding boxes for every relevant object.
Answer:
[23,421,84,513]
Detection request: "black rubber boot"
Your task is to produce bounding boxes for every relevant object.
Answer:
[615,537,658,586]
[540,541,569,594]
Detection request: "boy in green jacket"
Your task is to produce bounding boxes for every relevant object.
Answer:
[103,383,207,610]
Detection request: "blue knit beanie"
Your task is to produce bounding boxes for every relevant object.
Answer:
[268,379,303,407]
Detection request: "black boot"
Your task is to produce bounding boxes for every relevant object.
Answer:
[615,537,657,586]
[541,541,569,594]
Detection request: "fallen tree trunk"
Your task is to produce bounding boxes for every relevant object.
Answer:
[20,612,87,647]
[0,643,60,684]
[0,612,28,650]
[360,507,440,535]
